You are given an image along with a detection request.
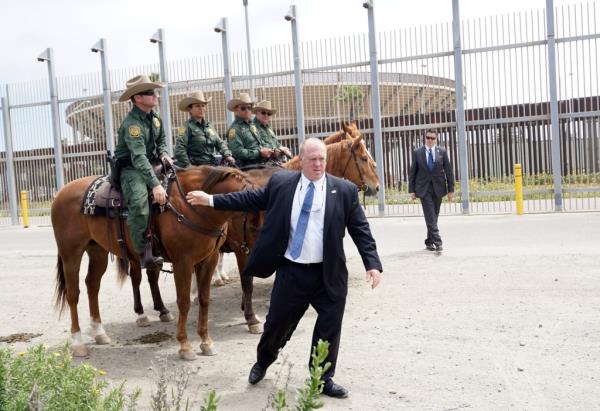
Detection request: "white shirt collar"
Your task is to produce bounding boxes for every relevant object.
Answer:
[300,172,326,189]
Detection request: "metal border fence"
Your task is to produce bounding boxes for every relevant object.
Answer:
[1,0,600,226]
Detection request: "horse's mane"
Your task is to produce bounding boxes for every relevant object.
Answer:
[200,167,257,192]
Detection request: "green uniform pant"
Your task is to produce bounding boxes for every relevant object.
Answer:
[120,168,150,254]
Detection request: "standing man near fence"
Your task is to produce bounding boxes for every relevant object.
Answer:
[408,129,455,252]
[114,74,174,269]
[186,137,383,399]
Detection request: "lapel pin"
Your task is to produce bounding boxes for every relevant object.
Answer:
[331,190,337,194]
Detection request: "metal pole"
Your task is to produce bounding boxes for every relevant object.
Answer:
[1,96,18,225]
[287,5,306,144]
[364,0,386,216]
[452,0,469,214]
[151,29,173,155]
[217,18,234,127]
[546,0,563,211]
[38,48,64,190]
[243,0,255,100]
[92,38,115,155]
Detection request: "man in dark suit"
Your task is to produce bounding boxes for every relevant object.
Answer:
[408,129,455,252]
[186,138,382,399]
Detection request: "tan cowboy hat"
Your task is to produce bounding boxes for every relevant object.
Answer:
[252,100,278,115]
[177,91,212,112]
[226,92,256,112]
[118,74,163,102]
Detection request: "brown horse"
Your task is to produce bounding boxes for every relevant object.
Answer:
[52,166,257,359]
[219,129,381,333]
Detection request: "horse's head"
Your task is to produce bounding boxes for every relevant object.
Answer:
[329,134,379,197]
[324,121,361,145]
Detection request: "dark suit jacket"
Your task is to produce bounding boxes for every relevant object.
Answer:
[408,146,455,198]
[214,170,383,301]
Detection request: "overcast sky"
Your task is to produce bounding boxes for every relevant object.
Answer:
[0,0,581,86]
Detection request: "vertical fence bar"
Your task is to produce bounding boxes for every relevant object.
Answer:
[151,29,173,155]
[217,18,234,127]
[452,0,469,214]
[92,38,115,155]
[546,0,563,211]
[38,48,64,190]
[243,0,255,100]
[1,96,18,225]
[287,5,306,144]
[364,0,386,216]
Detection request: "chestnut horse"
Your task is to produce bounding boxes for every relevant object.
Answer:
[52,166,257,359]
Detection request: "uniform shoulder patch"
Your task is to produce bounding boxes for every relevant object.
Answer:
[153,117,161,128]
[128,125,141,138]
[228,128,237,141]
[178,127,186,137]
[208,127,216,136]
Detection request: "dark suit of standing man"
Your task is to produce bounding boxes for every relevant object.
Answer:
[408,129,455,251]
[186,138,383,399]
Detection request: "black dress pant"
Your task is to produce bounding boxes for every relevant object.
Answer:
[419,183,443,246]
[256,259,346,381]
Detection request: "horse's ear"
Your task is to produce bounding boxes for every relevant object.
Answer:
[351,133,364,149]
[342,121,352,134]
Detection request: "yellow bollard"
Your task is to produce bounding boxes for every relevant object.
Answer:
[20,190,29,228]
[514,164,523,216]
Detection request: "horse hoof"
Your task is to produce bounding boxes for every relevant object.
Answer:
[95,334,111,345]
[248,323,264,334]
[220,272,230,281]
[200,343,217,356]
[179,349,197,361]
[159,312,174,322]
[136,315,151,327]
[212,278,225,287]
[72,344,89,357]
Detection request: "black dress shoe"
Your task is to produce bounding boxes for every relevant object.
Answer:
[322,379,349,398]
[426,244,436,251]
[435,244,444,252]
[248,363,267,384]
[140,253,164,270]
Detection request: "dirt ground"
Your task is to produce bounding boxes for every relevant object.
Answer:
[0,212,599,410]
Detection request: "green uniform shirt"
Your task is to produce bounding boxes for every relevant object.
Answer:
[115,105,168,188]
[253,118,282,150]
[226,117,265,166]
[174,117,232,167]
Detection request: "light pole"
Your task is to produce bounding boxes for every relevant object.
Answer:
[150,29,173,155]
[285,5,306,144]
[243,0,255,100]
[37,48,64,190]
[215,18,234,126]
[91,38,115,155]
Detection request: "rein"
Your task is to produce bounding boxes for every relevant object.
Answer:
[340,140,369,208]
[164,171,225,238]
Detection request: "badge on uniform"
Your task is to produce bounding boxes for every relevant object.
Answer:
[128,125,141,138]
[228,129,236,140]
[250,125,258,134]
[153,117,161,128]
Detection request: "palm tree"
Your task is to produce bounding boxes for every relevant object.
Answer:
[334,85,365,121]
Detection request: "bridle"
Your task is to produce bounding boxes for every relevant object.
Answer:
[341,139,369,193]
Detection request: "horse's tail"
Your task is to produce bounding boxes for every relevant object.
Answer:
[116,256,129,286]
[54,255,67,315]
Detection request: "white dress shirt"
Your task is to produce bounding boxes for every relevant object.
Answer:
[284,173,327,263]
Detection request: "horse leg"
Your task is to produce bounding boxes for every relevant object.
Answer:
[146,268,174,322]
[172,260,196,361]
[129,264,151,327]
[196,253,219,356]
[59,248,88,357]
[84,243,111,345]
[211,252,227,286]
[235,250,263,334]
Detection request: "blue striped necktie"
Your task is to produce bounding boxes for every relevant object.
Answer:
[427,148,434,171]
[290,182,315,259]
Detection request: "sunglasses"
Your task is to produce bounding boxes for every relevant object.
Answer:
[138,90,157,96]
[237,105,252,111]
[260,111,272,116]
[425,136,437,140]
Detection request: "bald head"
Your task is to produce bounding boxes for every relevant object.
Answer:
[299,138,327,181]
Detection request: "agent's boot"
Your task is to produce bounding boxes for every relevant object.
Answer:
[140,242,163,270]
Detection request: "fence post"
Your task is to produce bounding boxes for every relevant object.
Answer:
[37,48,64,190]
[216,18,234,127]
[452,0,469,214]
[150,29,173,155]
[545,0,563,211]
[286,5,306,145]
[92,38,115,155]
[243,0,255,100]
[1,96,19,225]
[363,0,386,216]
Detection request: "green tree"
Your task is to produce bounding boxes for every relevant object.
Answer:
[334,85,365,121]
